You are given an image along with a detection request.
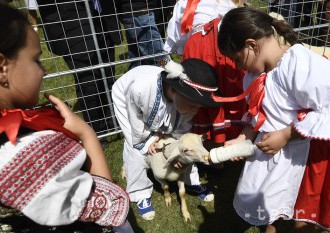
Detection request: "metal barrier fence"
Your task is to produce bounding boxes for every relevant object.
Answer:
[13,0,329,139]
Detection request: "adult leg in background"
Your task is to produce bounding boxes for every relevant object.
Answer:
[38,0,119,135]
[120,11,170,70]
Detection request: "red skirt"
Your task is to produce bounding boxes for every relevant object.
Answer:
[294,140,330,231]
[182,18,246,143]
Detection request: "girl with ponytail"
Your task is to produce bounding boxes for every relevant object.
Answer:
[215,7,330,233]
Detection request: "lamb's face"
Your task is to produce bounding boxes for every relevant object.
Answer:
[178,133,210,165]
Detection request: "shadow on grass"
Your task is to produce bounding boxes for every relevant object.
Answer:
[0,205,108,233]
[0,205,142,233]
[196,161,254,233]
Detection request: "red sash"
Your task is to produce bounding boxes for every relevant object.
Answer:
[0,108,78,144]
[212,73,267,131]
[180,0,201,34]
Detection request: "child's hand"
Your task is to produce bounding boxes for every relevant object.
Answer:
[224,136,245,147]
[256,128,290,155]
[224,136,246,161]
[148,136,161,155]
[45,93,93,139]
[46,93,113,180]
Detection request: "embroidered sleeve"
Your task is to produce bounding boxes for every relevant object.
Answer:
[278,46,330,140]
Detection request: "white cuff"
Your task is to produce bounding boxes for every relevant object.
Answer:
[294,110,330,140]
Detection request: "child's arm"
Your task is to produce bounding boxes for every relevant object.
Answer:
[225,124,257,146]
[257,124,304,155]
[46,94,113,181]
[207,125,258,163]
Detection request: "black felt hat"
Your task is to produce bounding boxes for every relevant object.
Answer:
[162,58,222,107]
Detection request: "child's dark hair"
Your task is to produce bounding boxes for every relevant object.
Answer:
[218,7,300,56]
[0,4,29,58]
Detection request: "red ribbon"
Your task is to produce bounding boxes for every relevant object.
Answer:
[297,109,312,121]
[0,108,79,144]
[212,73,267,131]
[180,0,201,34]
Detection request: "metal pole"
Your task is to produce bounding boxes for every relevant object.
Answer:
[83,0,118,131]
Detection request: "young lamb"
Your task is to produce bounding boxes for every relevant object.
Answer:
[146,133,210,222]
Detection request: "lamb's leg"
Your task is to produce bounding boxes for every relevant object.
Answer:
[157,179,172,207]
[163,182,172,207]
[178,180,191,222]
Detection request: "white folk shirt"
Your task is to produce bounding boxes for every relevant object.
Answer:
[112,65,194,155]
[234,44,330,225]
[164,0,236,54]
[112,66,198,202]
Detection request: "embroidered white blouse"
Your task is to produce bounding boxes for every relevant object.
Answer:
[234,44,330,225]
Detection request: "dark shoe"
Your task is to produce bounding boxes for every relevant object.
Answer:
[185,184,214,202]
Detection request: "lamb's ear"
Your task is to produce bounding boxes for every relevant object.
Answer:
[163,155,181,168]
[163,146,181,168]
[200,133,208,142]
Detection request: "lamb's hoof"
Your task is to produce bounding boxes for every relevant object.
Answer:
[183,212,191,222]
[165,197,172,207]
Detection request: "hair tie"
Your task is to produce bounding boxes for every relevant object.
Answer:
[271,25,278,36]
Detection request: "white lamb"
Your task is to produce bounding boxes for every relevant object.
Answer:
[146,133,211,222]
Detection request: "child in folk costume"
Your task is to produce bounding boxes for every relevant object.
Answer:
[112,59,221,220]
[164,0,246,146]
[0,5,133,233]
[214,7,330,233]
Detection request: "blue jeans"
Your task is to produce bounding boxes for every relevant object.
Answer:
[120,12,170,70]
